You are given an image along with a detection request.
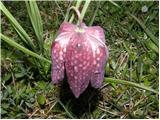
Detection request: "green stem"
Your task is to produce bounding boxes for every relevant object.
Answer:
[65,6,82,25]
[104,78,158,94]
[69,0,82,23]
[77,0,91,25]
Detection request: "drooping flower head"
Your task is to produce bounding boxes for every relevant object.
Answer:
[51,7,109,98]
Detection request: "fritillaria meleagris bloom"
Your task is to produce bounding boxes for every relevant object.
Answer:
[51,9,109,98]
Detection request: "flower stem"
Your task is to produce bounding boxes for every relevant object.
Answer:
[77,0,91,25]
[69,0,82,23]
[65,6,82,25]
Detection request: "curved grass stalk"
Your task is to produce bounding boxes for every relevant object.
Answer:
[0,1,35,51]
[69,0,82,23]
[104,78,158,94]
[57,99,75,119]
[25,1,44,53]
[1,33,51,64]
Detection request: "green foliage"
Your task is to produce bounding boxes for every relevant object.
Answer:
[37,94,46,106]
[1,1,158,119]
[25,1,44,53]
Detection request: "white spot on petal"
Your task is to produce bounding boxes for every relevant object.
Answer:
[97,57,100,61]
[71,62,74,66]
[60,56,63,60]
[53,50,56,54]
[74,60,78,64]
[93,60,96,65]
[63,48,66,52]
[97,49,100,54]
[74,66,78,72]
[70,73,73,76]
[79,64,83,67]
[59,51,63,55]
[83,67,86,70]
[83,61,87,65]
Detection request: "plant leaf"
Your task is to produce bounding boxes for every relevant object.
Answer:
[25,1,44,53]
[129,13,158,47]
[0,33,51,64]
[104,77,158,94]
[37,94,46,105]
[0,1,35,51]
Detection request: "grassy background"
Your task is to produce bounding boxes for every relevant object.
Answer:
[1,1,159,119]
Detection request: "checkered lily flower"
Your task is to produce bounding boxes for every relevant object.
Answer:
[51,7,109,98]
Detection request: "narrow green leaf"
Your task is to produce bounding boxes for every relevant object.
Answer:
[145,38,159,54]
[0,1,35,51]
[89,2,100,26]
[104,78,158,94]
[25,1,43,53]
[108,0,121,8]
[107,1,158,51]
[1,33,51,64]
[77,0,91,25]
[57,99,75,119]
[129,13,158,47]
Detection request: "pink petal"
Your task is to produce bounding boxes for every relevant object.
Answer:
[86,26,109,88]
[65,33,93,98]
[51,22,76,84]
[58,22,76,34]
[51,42,65,83]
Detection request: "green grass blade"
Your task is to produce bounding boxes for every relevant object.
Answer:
[89,2,100,26]
[108,1,158,50]
[108,0,121,8]
[57,99,75,119]
[129,13,158,47]
[1,33,51,64]
[77,0,91,25]
[0,1,35,51]
[25,1,43,53]
[104,78,158,94]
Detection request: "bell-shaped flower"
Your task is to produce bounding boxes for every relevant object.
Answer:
[51,8,109,98]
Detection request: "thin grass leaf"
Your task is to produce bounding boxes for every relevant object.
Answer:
[25,1,43,53]
[108,0,121,9]
[144,38,159,54]
[77,0,91,25]
[89,2,100,26]
[1,33,51,64]
[0,1,35,51]
[129,13,158,47]
[57,99,75,119]
[108,1,158,51]
[104,78,158,94]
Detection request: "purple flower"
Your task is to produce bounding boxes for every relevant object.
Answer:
[51,22,109,98]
